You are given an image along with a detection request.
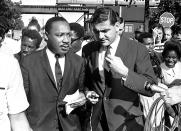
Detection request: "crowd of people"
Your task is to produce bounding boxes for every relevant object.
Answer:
[0,6,181,131]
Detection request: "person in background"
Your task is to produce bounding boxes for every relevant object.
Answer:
[27,17,41,32]
[118,17,125,36]
[27,17,46,50]
[14,29,42,62]
[164,27,173,42]
[0,16,32,131]
[133,25,144,42]
[160,40,181,92]
[20,16,86,131]
[158,40,181,128]
[172,25,181,42]
[69,22,84,56]
[138,32,162,78]
[149,23,165,53]
[138,32,163,120]
[82,7,157,131]
[0,21,21,54]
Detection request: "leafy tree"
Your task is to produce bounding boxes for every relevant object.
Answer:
[149,0,181,28]
[0,0,24,30]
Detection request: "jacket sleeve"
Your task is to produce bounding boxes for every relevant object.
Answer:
[20,59,30,99]
[124,44,157,97]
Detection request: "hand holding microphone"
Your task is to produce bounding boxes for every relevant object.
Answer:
[145,82,176,117]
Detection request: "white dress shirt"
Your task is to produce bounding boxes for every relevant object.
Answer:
[46,49,65,84]
[98,35,120,71]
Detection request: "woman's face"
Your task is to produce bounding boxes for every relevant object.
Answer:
[153,27,163,44]
[164,50,179,68]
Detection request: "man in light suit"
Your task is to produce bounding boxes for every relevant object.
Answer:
[82,7,157,131]
[20,16,86,131]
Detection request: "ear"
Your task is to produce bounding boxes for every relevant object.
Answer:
[114,22,121,32]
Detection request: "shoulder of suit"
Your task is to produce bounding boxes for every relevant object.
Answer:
[23,49,44,61]
[120,36,145,49]
[82,41,99,56]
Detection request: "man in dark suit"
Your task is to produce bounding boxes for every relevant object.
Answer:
[20,16,86,131]
[82,7,157,131]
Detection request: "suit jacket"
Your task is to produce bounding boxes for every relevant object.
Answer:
[82,36,157,131]
[20,48,85,131]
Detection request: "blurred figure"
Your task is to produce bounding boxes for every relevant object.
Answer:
[164,27,173,42]
[15,29,42,62]
[0,23,21,54]
[27,17,46,50]
[69,22,84,55]
[118,17,125,35]
[0,16,32,131]
[173,25,181,42]
[134,25,144,42]
[150,23,165,53]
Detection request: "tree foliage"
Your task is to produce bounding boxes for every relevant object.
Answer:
[149,0,181,28]
[0,0,24,30]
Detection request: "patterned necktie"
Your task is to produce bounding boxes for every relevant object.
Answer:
[104,46,111,71]
[55,54,63,91]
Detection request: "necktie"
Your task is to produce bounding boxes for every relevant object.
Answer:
[104,46,111,71]
[55,54,63,91]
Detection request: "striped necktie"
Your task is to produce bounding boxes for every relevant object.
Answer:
[55,54,63,91]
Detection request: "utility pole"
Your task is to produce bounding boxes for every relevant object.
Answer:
[144,0,149,32]
[102,0,104,7]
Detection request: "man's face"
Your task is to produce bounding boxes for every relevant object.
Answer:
[47,21,71,55]
[164,28,172,41]
[93,20,119,47]
[143,38,154,50]
[21,36,37,56]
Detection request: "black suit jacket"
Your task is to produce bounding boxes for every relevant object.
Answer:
[21,48,85,131]
[82,36,157,131]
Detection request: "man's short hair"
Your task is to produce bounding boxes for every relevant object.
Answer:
[45,16,68,33]
[22,29,42,48]
[138,32,153,43]
[70,23,84,39]
[89,7,119,25]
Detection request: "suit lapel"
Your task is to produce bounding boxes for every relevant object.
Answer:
[115,36,129,62]
[40,49,57,90]
[91,49,99,71]
[91,43,106,94]
[61,53,70,91]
